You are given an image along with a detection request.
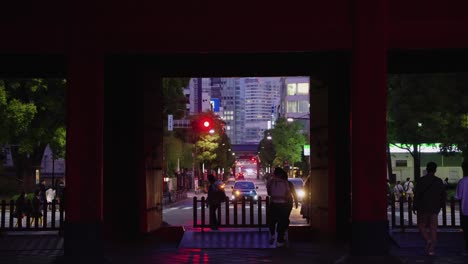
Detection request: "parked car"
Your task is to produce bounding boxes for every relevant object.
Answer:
[231,180,258,201]
[288,178,305,202]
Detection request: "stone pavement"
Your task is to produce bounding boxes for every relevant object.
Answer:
[1,228,468,264]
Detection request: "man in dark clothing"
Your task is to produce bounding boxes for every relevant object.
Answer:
[206,174,226,230]
[413,161,446,256]
[455,161,468,255]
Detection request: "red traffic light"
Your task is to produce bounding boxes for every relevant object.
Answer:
[203,121,210,128]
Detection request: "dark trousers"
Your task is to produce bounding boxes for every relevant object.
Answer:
[461,214,468,250]
[209,203,221,228]
[268,203,291,242]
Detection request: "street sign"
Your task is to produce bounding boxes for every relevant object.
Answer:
[168,114,173,131]
[304,144,310,156]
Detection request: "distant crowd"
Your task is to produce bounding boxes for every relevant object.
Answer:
[13,180,65,221]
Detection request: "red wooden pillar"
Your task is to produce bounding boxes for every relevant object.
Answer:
[351,0,389,256]
[64,48,104,258]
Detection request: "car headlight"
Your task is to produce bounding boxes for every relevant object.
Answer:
[297,190,305,198]
[254,195,258,200]
[235,190,240,196]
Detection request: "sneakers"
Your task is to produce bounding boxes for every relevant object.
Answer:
[425,241,435,256]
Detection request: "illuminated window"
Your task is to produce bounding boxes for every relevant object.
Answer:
[297,83,309,94]
[287,84,297,95]
[287,101,298,113]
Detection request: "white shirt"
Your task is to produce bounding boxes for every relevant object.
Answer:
[455,176,468,216]
[403,181,414,194]
[45,188,56,203]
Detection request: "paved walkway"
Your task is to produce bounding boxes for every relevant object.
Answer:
[1,228,468,264]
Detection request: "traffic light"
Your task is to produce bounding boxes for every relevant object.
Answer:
[202,120,211,129]
[193,117,214,133]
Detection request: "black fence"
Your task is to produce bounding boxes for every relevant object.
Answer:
[0,199,64,231]
[163,190,188,206]
[193,196,270,232]
[389,196,462,230]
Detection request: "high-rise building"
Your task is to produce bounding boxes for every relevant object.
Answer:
[241,77,282,144]
[219,78,237,142]
[279,76,310,133]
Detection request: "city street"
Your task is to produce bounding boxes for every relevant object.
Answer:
[163,178,309,228]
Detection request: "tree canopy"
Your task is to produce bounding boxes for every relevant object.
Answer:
[258,117,306,170]
[387,73,468,179]
[0,78,66,189]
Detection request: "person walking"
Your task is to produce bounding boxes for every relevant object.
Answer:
[13,192,30,227]
[30,189,43,225]
[45,186,56,210]
[455,160,468,255]
[394,181,405,204]
[267,167,295,247]
[404,177,415,201]
[278,169,299,245]
[413,161,446,256]
[206,174,226,230]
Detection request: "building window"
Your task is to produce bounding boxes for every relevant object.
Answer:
[287,84,297,95]
[298,100,309,113]
[297,83,309,94]
[287,101,298,113]
[395,160,407,167]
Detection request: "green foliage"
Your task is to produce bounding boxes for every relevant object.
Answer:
[213,133,235,173]
[162,78,190,119]
[0,78,66,190]
[270,117,306,167]
[195,133,219,163]
[0,79,66,156]
[258,130,276,170]
[11,192,34,201]
[164,135,184,177]
[388,74,468,155]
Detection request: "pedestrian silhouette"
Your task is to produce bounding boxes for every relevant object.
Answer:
[206,174,226,230]
[404,177,415,201]
[413,161,446,256]
[394,181,405,204]
[30,189,43,225]
[267,167,297,247]
[455,160,468,255]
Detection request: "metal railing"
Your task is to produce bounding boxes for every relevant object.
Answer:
[0,199,65,231]
[193,196,270,232]
[389,196,462,231]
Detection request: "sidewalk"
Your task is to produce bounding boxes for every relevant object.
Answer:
[1,228,468,264]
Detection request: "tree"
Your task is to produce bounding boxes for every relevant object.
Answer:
[270,117,306,174]
[195,133,219,174]
[258,130,275,172]
[0,78,66,190]
[213,132,235,179]
[387,73,468,181]
[162,78,190,120]
[191,110,226,176]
